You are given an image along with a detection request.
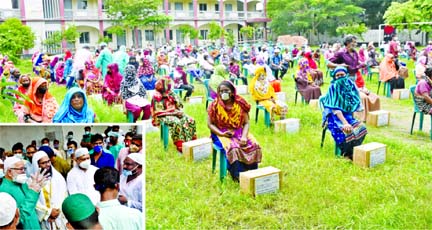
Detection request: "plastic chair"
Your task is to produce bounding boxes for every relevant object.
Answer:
[377,80,392,98]
[409,85,432,140]
[203,79,214,109]
[292,74,305,105]
[211,143,228,182]
[160,121,169,150]
[173,88,186,99]
[319,96,342,156]
[255,102,271,127]
[127,111,134,123]
[367,65,379,81]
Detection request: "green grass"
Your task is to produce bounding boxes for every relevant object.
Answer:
[146,57,432,229]
[0,60,128,122]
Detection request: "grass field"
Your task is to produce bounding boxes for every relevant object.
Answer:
[0,59,128,122]
[146,57,432,229]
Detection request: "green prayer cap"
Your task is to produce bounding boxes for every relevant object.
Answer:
[62,194,95,222]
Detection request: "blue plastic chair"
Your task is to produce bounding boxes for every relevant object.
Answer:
[160,121,169,150]
[255,102,271,128]
[377,80,392,98]
[319,96,342,156]
[203,79,214,109]
[409,85,432,140]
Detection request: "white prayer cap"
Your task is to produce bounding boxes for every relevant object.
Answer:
[75,148,89,159]
[0,192,17,226]
[3,156,23,173]
[126,153,142,165]
[274,48,280,52]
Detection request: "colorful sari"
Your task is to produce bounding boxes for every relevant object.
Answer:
[151,77,196,151]
[53,87,95,123]
[208,80,262,180]
[83,60,103,95]
[321,67,367,159]
[303,53,323,86]
[20,77,58,123]
[102,63,123,105]
[295,59,322,103]
[250,67,288,122]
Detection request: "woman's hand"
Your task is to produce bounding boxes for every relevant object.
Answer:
[222,131,233,138]
[239,137,247,146]
[342,123,353,134]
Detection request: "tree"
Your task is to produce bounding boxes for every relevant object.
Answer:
[0,18,35,58]
[336,23,368,39]
[240,26,255,41]
[224,31,235,47]
[354,0,405,29]
[142,14,172,47]
[383,1,425,40]
[267,0,364,43]
[43,24,80,50]
[208,22,223,43]
[178,25,199,45]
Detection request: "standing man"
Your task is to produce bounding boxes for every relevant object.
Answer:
[94,167,142,230]
[270,48,283,80]
[0,156,46,229]
[90,134,115,168]
[118,153,142,212]
[96,42,113,80]
[107,131,122,162]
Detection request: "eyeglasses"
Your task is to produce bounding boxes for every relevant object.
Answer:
[10,167,26,171]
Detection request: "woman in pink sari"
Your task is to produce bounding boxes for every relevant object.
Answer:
[304,51,323,86]
[102,63,123,105]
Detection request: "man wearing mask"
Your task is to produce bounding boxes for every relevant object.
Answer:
[0,156,46,229]
[53,139,66,159]
[32,151,68,230]
[118,153,142,212]
[90,134,115,168]
[66,148,100,205]
[39,145,71,179]
[81,126,93,150]
[66,140,78,167]
[116,134,142,172]
[94,167,142,230]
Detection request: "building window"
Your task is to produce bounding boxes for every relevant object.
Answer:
[103,31,113,40]
[200,30,208,40]
[11,0,19,9]
[145,30,154,41]
[214,4,219,12]
[43,0,60,19]
[174,2,183,10]
[79,32,90,44]
[188,3,193,11]
[225,4,232,11]
[64,0,72,9]
[176,30,184,44]
[78,0,87,10]
[199,4,207,11]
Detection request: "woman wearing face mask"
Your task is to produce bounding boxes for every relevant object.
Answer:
[13,74,32,117]
[151,76,197,153]
[207,80,262,182]
[321,66,367,160]
[53,87,96,123]
[249,67,288,124]
[18,77,59,123]
[414,67,432,115]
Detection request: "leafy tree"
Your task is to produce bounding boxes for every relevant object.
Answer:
[336,23,368,39]
[267,0,364,43]
[240,26,254,41]
[43,24,79,50]
[354,0,406,29]
[383,1,427,40]
[141,14,172,47]
[224,31,235,47]
[104,0,160,29]
[208,22,223,42]
[0,18,35,58]
[178,25,199,40]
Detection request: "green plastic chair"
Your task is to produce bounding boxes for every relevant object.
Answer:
[212,144,227,182]
[319,96,342,157]
[255,102,271,128]
[409,85,432,140]
[127,111,134,123]
[292,74,305,105]
[367,65,379,81]
[160,121,169,151]
[377,80,392,98]
[203,79,214,109]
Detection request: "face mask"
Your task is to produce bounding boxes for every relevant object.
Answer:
[37,87,47,94]
[13,173,28,184]
[221,92,230,100]
[93,145,102,153]
[22,83,30,88]
[129,145,140,153]
[85,131,90,135]
[67,148,74,157]
[0,169,4,178]
[53,144,59,149]
[79,159,91,169]
[67,135,73,140]
[14,153,23,159]
[122,165,138,177]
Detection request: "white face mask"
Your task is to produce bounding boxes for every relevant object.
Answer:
[79,159,91,169]
[13,173,28,184]
[221,92,230,101]
[14,154,23,159]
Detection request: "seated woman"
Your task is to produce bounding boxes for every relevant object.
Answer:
[157,51,170,75]
[354,71,381,122]
[304,51,324,86]
[321,67,367,160]
[53,87,95,123]
[151,76,196,152]
[13,74,31,116]
[209,65,229,99]
[102,63,123,105]
[172,63,194,101]
[366,42,380,68]
[137,57,157,90]
[121,65,151,122]
[295,58,322,103]
[249,67,288,123]
[207,80,262,181]
[379,54,405,92]
[228,57,248,86]
[415,56,427,81]
[256,56,281,92]
[414,67,432,115]
[83,60,103,95]
[18,77,58,123]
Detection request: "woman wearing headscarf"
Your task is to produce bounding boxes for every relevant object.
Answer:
[172,62,194,101]
[250,67,288,123]
[137,57,156,90]
[366,42,379,67]
[102,63,123,105]
[18,77,58,123]
[295,58,322,103]
[414,67,432,115]
[53,87,95,123]
[379,53,405,92]
[13,74,31,117]
[151,76,196,152]
[207,80,262,181]
[121,65,151,122]
[321,66,367,160]
[304,51,323,86]
[54,57,66,85]
[415,56,427,81]
[83,60,103,95]
[255,56,281,92]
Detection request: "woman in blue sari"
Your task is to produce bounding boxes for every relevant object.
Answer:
[321,66,367,159]
[53,87,95,123]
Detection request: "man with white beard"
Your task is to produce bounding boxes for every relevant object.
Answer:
[66,148,100,205]
[32,151,68,230]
